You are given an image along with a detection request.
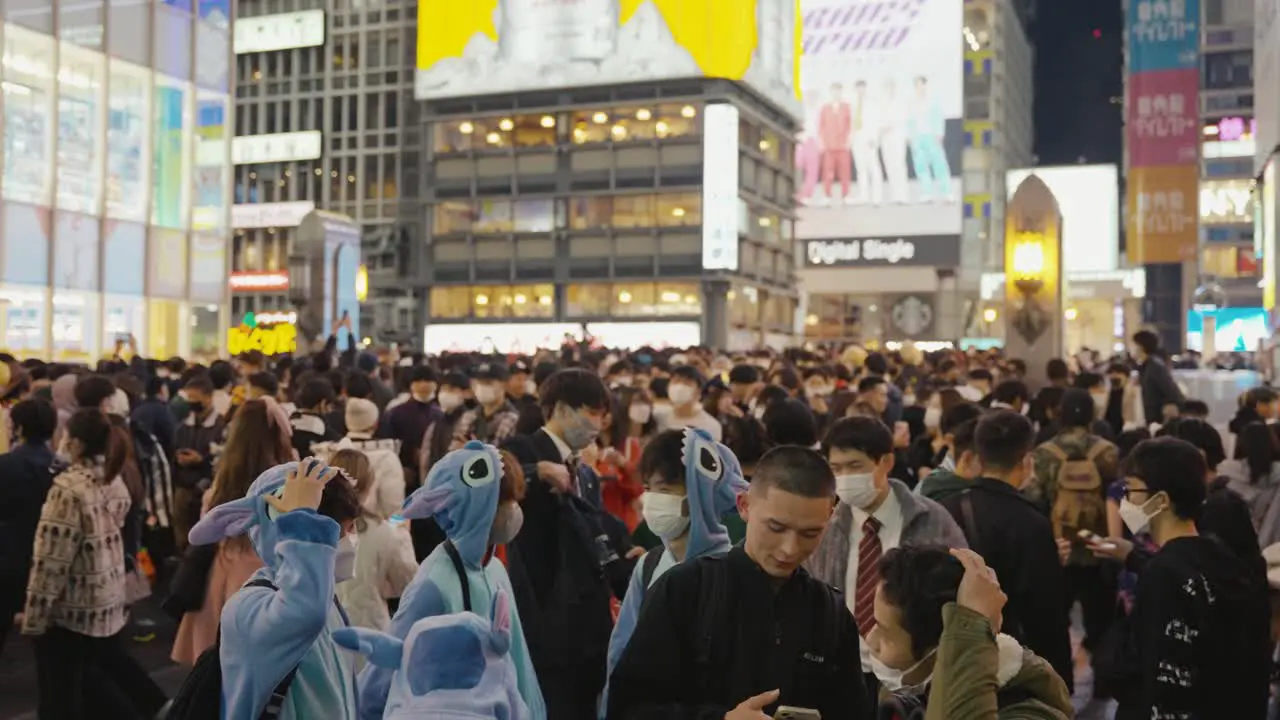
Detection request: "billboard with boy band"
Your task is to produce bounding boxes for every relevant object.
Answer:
[795,0,963,249]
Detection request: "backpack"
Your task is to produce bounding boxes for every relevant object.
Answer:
[1042,440,1109,539]
[640,548,665,590]
[165,577,348,720]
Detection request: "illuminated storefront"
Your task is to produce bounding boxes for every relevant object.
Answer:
[0,1,232,360]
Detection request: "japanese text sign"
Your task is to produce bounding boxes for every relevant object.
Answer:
[1127,0,1199,73]
[1126,165,1199,264]
[1127,69,1199,166]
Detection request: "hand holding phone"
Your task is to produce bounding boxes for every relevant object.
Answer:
[774,707,822,720]
[1076,529,1117,551]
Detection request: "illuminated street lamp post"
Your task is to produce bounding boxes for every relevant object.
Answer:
[1004,174,1064,386]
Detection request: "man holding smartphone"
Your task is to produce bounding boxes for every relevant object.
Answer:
[606,446,869,720]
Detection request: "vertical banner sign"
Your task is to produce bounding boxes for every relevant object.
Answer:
[1126,0,1199,264]
[702,103,741,271]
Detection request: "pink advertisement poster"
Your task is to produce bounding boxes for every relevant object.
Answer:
[1127,68,1199,167]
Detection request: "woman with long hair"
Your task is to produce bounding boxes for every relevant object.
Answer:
[170,397,294,665]
[327,449,416,647]
[594,392,646,533]
[24,408,167,719]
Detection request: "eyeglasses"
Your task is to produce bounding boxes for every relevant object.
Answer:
[1120,484,1152,499]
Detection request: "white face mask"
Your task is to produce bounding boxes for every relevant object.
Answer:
[835,473,880,509]
[1090,392,1108,415]
[437,391,464,412]
[667,384,697,407]
[870,649,936,692]
[614,376,633,388]
[524,379,537,396]
[923,406,942,430]
[335,533,360,583]
[629,404,652,425]
[1119,495,1161,535]
[642,492,690,540]
[474,384,501,406]
[806,384,832,398]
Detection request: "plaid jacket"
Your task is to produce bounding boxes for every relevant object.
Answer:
[453,402,521,448]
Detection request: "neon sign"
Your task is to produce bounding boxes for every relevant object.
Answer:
[227,312,297,355]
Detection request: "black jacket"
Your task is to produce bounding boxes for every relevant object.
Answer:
[607,545,870,720]
[0,442,55,613]
[1137,357,1183,423]
[940,478,1073,689]
[503,429,623,720]
[1117,536,1271,720]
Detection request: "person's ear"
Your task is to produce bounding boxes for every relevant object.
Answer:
[877,453,895,479]
[736,490,750,521]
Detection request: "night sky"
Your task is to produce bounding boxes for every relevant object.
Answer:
[1031,0,1125,166]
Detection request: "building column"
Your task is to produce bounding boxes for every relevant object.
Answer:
[702,279,731,349]
[1143,264,1183,353]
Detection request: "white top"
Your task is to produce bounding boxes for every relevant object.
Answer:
[654,406,723,442]
[844,487,904,672]
[541,426,572,462]
[336,518,418,671]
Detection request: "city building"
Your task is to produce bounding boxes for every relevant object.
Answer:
[0,0,233,361]
[1193,0,1261,352]
[229,0,416,346]
[797,0,1034,348]
[399,3,802,352]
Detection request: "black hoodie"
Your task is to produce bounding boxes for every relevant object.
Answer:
[1117,535,1271,720]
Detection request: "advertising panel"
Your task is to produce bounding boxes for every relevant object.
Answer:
[1187,307,1268,352]
[1126,165,1198,264]
[1126,0,1199,73]
[228,131,323,165]
[1127,69,1199,166]
[232,201,316,229]
[1199,179,1253,224]
[423,322,583,354]
[1127,0,1198,265]
[1006,166,1120,274]
[804,235,961,268]
[234,10,325,55]
[795,0,963,246]
[702,103,740,271]
[414,1,800,115]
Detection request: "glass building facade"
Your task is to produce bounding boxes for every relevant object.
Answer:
[0,0,233,361]
[404,82,801,352]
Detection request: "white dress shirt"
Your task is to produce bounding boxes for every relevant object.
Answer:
[844,486,905,671]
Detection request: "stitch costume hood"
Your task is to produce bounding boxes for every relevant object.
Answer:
[190,461,358,720]
[336,590,529,720]
[357,443,545,720]
[602,428,748,716]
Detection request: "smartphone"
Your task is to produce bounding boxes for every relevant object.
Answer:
[774,708,821,720]
[1077,529,1116,551]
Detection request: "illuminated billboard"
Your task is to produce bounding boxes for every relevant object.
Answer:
[1199,179,1254,225]
[1006,165,1120,273]
[414,1,801,115]
[795,0,963,245]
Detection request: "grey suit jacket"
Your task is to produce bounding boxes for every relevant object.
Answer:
[804,478,969,594]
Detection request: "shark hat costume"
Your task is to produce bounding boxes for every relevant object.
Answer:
[187,460,357,720]
[601,427,748,716]
[357,441,545,720]
[335,590,529,720]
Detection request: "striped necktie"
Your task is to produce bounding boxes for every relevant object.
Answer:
[854,515,883,637]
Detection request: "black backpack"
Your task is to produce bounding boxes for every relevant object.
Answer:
[165,577,347,720]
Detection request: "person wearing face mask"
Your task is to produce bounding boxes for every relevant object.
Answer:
[0,399,57,659]
[378,365,444,490]
[1089,438,1270,720]
[869,546,1073,719]
[655,365,723,441]
[937,411,1074,691]
[601,428,748,717]
[728,364,763,414]
[173,457,365,719]
[453,363,521,449]
[910,400,982,487]
[606,359,636,390]
[805,417,967,712]
[916,417,984,503]
[594,394,647,533]
[803,367,836,424]
[506,359,538,410]
[172,373,228,551]
[356,443,546,719]
[501,368,633,719]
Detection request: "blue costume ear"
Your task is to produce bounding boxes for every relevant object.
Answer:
[333,627,405,670]
[188,496,259,546]
[398,485,453,521]
[488,590,512,656]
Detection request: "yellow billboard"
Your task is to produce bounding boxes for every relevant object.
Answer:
[415,0,801,115]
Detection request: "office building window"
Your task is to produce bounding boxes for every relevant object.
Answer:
[571,197,612,230]
[431,284,555,319]
[655,194,700,226]
[1203,50,1253,91]
[571,103,701,145]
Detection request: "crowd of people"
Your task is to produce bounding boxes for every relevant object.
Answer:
[0,326,1277,719]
